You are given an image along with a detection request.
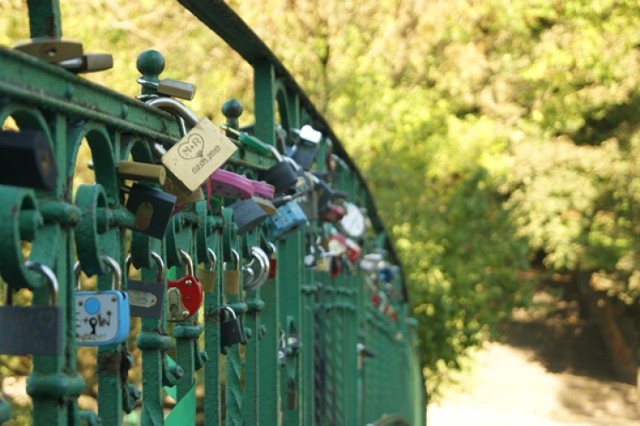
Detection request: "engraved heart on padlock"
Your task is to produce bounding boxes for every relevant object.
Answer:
[178,133,205,160]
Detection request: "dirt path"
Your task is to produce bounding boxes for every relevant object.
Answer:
[428,293,640,426]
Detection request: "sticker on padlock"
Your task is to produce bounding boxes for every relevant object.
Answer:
[0,262,62,356]
[266,201,308,240]
[198,248,217,293]
[125,183,177,239]
[220,306,246,354]
[126,252,165,319]
[206,169,254,200]
[76,256,130,346]
[230,198,268,234]
[167,250,203,321]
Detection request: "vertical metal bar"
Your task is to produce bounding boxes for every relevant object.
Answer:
[253,59,281,424]
[203,233,222,425]
[27,0,62,38]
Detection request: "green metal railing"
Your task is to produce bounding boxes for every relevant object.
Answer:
[0,1,425,425]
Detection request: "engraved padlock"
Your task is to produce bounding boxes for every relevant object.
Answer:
[220,306,246,353]
[126,252,165,319]
[230,198,268,234]
[242,247,270,291]
[145,97,237,194]
[0,129,57,190]
[266,201,308,240]
[125,183,177,239]
[76,256,131,346]
[167,250,203,321]
[0,262,62,356]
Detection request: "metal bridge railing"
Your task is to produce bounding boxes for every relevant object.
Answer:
[0,1,425,425]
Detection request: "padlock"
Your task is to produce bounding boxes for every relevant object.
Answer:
[198,248,217,293]
[167,250,203,321]
[125,183,177,239]
[359,253,384,272]
[0,261,62,356]
[14,38,84,63]
[296,173,319,221]
[58,53,113,73]
[253,197,277,216]
[266,201,308,240]
[267,242,277,280]
[117,160,166,185]
[126,252,165,319]
[257,141,300,195]
[137,77,196,100]
[76,256,130,346]
[252,180,275,200]
[289,124,322,171]
[221,125,273,157]
[220,306,246,353]
[319,203,346,223]
[0,129,57,190]
[145,97,237,194]
[162,175,204,204]
[206,169,254,200]
[223,249,241,296]
[345,238,362,263]
[242,247,270,291]
[230,198,268,234]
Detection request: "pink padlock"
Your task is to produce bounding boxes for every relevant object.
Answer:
[252,180,275,200]
[206,169,255,199]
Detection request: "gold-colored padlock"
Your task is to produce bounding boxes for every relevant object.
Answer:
[223,249,240,296]
[117,161,166,185]
[161,118,237,193]
[162,175,204,204]
[14,38,83,63]
[198,248,218,293]
[253,196,277,216]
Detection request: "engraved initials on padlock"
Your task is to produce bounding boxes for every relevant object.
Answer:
[0,262,62,356]
[75,256,130,346]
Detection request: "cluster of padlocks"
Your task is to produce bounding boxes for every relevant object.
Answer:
[0,28,422,423]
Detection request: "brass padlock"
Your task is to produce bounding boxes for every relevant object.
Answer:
[198,248,217,293]
[145,97,238,194]
[117,160,166,185]
[58,53,114,73]
[162,175,204,204]
[223,249,240,296]
[14,38,83,63]
[137,77,196,100]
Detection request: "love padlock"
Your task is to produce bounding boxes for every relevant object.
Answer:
[206,168,254,200]
[76,256,130,346]
[220,305,246,353]
[0,262,62,356]
[167,250,203,321]
[242,246,270,291]
[125,183,177,239]
[198,248,217,293]
[126,252,165,319]
[266,201,308,240]
[288,124,323,171]
[230,198,268,234]
[0,129,57,190]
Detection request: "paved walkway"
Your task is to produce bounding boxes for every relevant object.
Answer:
[428,295,640,425]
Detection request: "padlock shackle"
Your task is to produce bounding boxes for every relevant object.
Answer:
[100,255,123,291]
[126,252,165,282]
[206,248,217,271]
[178,250,194,276]
[24,261,58,306]
[221,305,237,320]
[225,249,240,271]
[146,97,199,129]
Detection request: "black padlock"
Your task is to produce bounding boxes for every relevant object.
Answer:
[259,160,299,195]
[230,198,268,234]
[125,183,177,239]
[289,125,322,171]
[0,129,57,190]
[220,306,245,353]
[0,261,62,356]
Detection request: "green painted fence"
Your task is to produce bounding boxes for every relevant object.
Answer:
[0,1,425,425]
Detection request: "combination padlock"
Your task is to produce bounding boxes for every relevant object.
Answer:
[220,306,246,354]
[76,256,130,346]
[0,261,62,356]
[266,201,308,240]
[126,252,165,319]
[167,250,203,321]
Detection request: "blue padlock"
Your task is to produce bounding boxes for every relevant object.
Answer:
[75,256,130,346]
[266,201,308,240]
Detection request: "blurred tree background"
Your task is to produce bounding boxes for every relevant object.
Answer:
[2,0,640,403]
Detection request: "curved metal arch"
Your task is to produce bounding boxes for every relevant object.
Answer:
[0,103,54,146]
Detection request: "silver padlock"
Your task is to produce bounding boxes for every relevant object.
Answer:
[242,247,270,291]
